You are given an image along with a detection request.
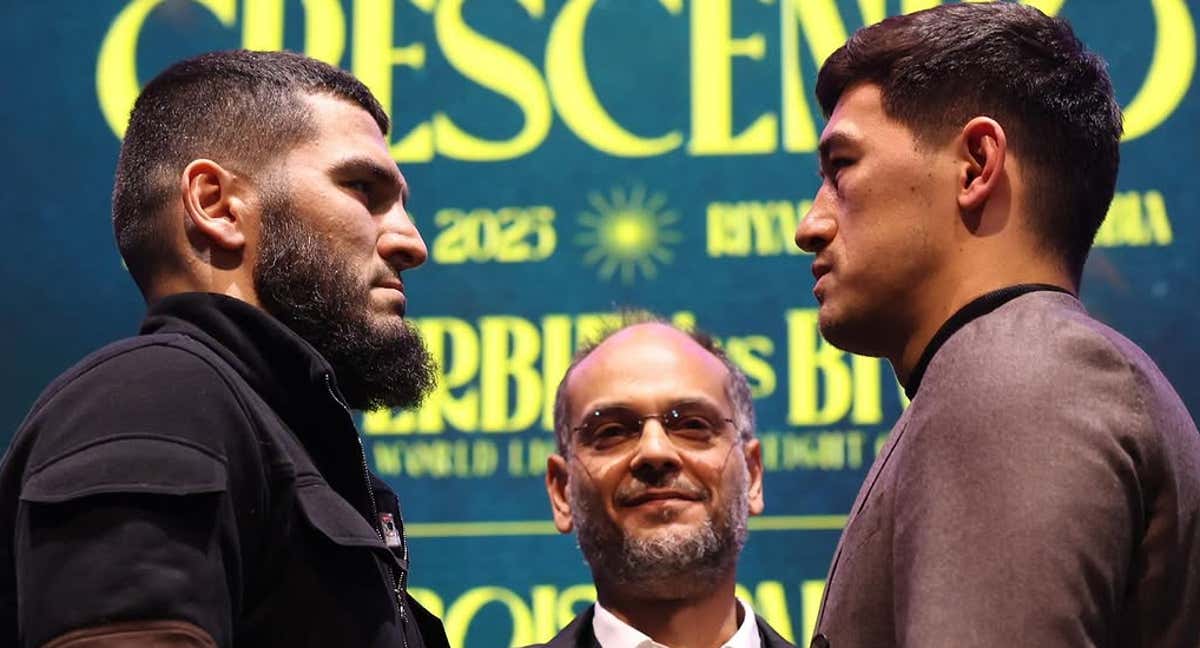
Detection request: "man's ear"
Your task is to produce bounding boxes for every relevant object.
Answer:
[744,439,764,516]
[957,117,1007,214]
[546,453,575,534]
[180,159,252,251]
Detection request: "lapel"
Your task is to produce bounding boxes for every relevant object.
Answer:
[755,614,797,647]
[812,405,916,630]
[543,605,600,648]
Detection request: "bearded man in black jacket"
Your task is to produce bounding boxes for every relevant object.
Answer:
[0,50,449,648]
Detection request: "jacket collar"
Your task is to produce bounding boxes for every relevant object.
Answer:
[139,292,356,455]
[142,292,339,405]
[904,283,1074,399]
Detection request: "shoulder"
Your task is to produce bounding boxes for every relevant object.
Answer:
[917,291,1190,436]
[896,291,1194,513]
[24,332,240,418]
[932,292,1177,400]
[9,332,259,479]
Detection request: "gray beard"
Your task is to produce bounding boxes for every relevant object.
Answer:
[568,457,750,600]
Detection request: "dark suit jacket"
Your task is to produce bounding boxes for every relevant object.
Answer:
[812,291,1200,647]
[528,604,795,647]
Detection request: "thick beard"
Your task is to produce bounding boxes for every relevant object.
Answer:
[568,456,750,600]
[252,188,437,411]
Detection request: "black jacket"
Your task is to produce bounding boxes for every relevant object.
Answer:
[0,292,449,648]
[527,604,796,648]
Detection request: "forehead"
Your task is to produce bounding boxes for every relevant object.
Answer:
[820,83,914,152]
[283,92,396,171]
[566,324,732,416]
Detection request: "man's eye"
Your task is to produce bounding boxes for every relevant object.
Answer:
[345,181,371,196]
[670,418,718,442]
[820,158,853,189]
[674,416,714,431]
[588,424,635,448]
[591,424,617,436]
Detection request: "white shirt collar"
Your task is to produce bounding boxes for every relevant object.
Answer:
[592,598,762,648]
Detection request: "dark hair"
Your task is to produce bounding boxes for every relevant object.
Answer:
[112,49,389,294]
[551,311,756,456]
[816,2,1122,282]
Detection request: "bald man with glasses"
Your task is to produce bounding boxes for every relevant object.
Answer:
[528,316,794,648]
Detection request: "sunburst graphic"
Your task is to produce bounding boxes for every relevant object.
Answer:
[575,185,682,284]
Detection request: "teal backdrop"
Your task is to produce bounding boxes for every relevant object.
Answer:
[1,1,1196,645]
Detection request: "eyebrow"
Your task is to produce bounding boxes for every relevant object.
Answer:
[329,156,409,205]
[817,131,858,163]
[578,397,722,415]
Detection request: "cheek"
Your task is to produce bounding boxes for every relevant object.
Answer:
[690,452,739,494]
[336,222,379,257]
[827,181,877,248]
[310,193,378,248]
[575,459,625,499]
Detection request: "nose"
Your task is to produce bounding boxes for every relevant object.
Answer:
[795,193,837,253]
[378,203,428,271]
[629,419,682,484]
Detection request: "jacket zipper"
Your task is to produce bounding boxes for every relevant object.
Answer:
[324,374,410,645]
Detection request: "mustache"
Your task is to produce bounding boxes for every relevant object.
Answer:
[613,476,709,506]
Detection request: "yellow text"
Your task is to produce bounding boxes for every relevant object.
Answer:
[371,439,500,478]
[361,309,899,436]
[363,312,677,435]
[97,1,1194,154]
[431,205,556,265]
[408,579,827,646]
[758,430,881,472]
[708,199,810,257]
[1094,190,1174,247]
[786,309,894,427]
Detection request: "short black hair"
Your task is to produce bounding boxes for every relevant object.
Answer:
[552,311,756,456]
[816,2,1122,282]
[112,49,389,294]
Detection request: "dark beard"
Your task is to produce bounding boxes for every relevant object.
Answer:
[567,457,749,599]
[252,189,437,411]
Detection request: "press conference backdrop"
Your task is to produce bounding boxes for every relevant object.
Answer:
[1,0,1195,645]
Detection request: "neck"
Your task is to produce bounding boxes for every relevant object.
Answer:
[890,260,1075,385]
[146,263,261,309]
[596,571,742,648]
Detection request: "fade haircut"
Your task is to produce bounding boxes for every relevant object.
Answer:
[816,2,1122,283]
[552,311,757,456]
[112,49,390,294]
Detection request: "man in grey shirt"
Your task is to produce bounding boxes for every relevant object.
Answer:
[795,4,1200,647]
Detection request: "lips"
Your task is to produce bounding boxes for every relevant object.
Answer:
[372,276,408,315]
[811,260,832,281]
[375,277,405,293]
[619,488,705,507]
[811,260,832,303]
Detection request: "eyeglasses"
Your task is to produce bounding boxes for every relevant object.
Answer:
[571,405,736,453]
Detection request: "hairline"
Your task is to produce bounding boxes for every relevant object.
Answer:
[552,317,756,457]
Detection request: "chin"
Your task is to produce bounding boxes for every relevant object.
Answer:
[820,314,897,360]
[818,310,885,357]
[366,306,408,329]
[369,295,407,319]
[817,309,852,349]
